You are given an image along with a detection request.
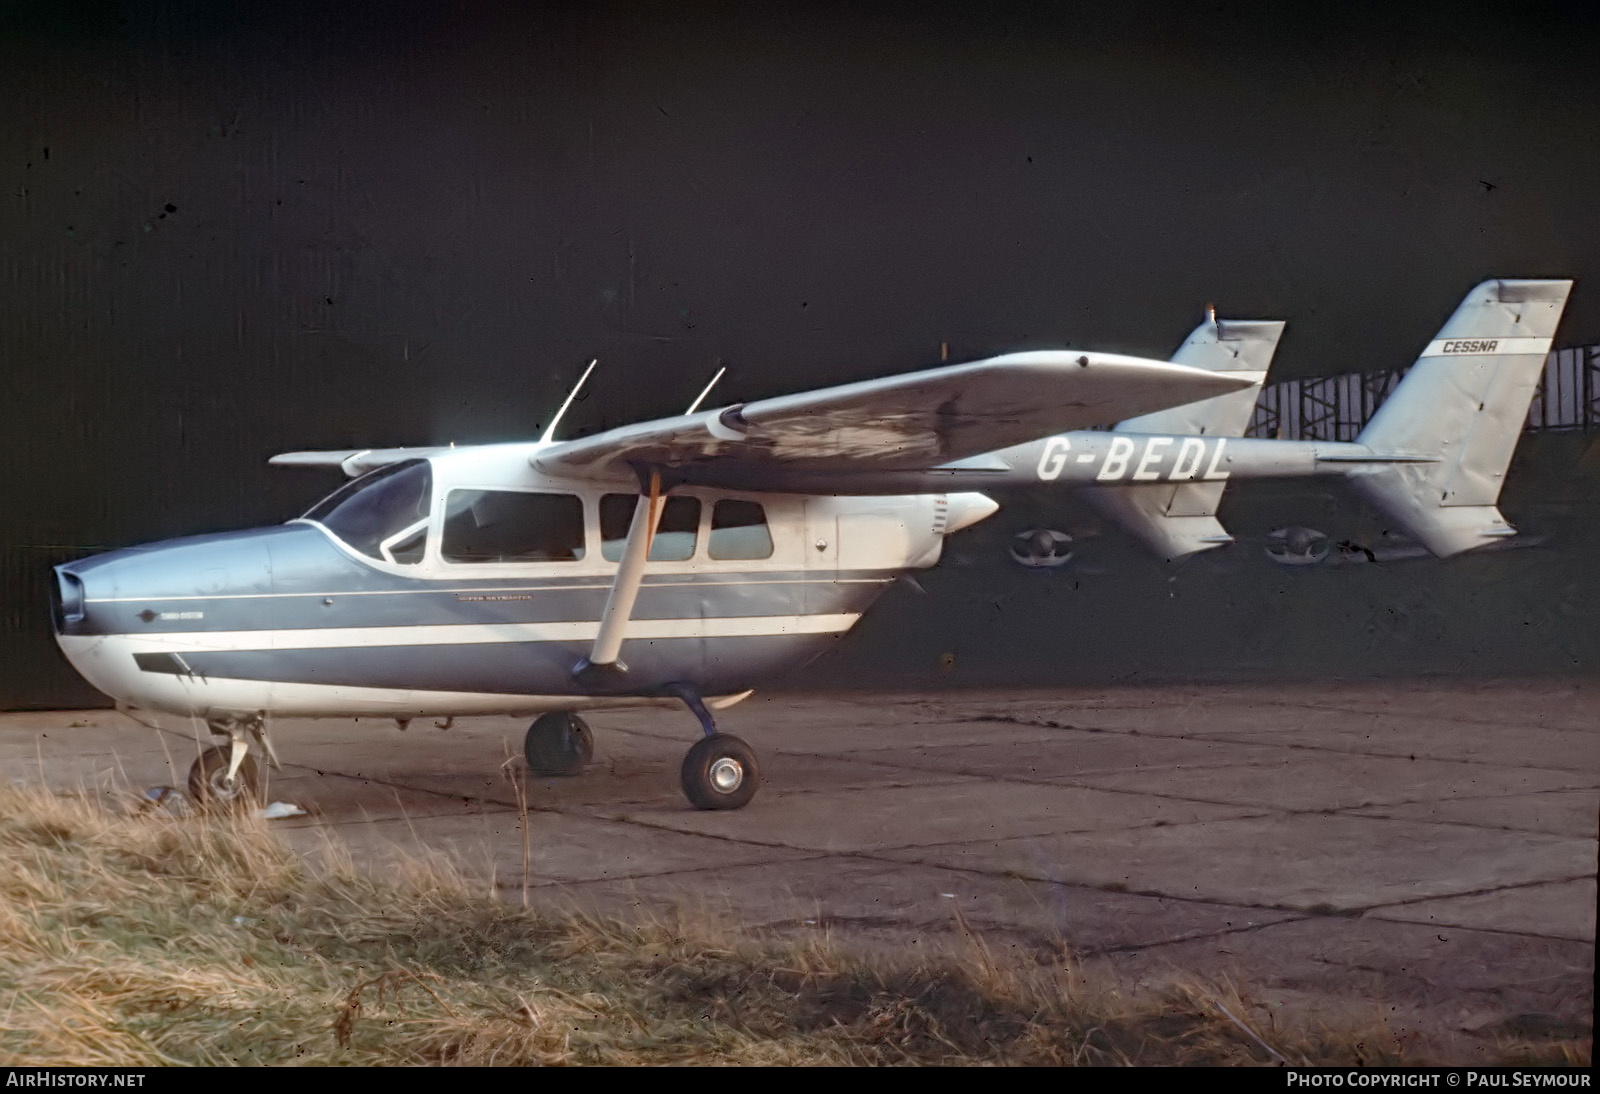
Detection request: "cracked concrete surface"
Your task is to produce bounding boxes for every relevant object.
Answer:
[5,679,1595,1058]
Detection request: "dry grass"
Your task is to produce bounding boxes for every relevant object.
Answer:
[0,784,1586,1066]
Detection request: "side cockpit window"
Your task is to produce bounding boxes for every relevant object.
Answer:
[600,494,700,562]
[709,499,773,560]
[303,459,432,565]
[442,490,586,563]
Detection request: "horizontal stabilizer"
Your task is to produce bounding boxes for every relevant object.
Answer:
[269,447,448,477]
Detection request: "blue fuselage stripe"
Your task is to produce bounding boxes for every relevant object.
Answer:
[76,576,890,636]
[133,634,842,696]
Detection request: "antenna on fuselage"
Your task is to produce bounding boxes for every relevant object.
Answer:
[684,365,727,415]
[540,358,598,445]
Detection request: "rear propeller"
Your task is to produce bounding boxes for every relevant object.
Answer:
[1263,526,1331,566]
[1009,528,1075,569]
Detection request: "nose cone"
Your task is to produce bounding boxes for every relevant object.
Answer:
[51,564,104,697]
[944,492,999,535]
[50,567,86,633]
[50,560,115,701]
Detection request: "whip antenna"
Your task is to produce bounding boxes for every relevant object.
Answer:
[541,358,598,444]
[684,365,727,415]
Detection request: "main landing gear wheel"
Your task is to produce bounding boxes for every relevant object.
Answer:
[187,745,261,810]
[524,712,594,777]
[681,733,760,811]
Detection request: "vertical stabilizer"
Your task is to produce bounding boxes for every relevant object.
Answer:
[1086,314,1284,561]
[1348,279,1572,556]
[1118,314,1282,437]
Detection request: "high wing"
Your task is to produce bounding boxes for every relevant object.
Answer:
[536,350,1254,486]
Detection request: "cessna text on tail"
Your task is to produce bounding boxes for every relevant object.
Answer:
[52,279,1572,811]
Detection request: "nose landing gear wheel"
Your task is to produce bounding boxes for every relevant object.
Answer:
[681,733,759,811]
[524,712,594,777]
[187,745,261,810]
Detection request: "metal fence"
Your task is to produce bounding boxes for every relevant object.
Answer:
[1245,343,1600,441]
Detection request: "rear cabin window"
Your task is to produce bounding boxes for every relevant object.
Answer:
[708,499,773,560]
[600,494,700,562]
[304,458,432,565]
[442,490,586,563]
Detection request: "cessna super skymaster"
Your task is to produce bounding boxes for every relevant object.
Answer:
[51,279,1572,810]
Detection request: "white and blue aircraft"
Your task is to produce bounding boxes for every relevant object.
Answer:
[51,279,1572,810]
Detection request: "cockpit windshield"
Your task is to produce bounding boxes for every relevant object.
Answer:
[302,459,432,564]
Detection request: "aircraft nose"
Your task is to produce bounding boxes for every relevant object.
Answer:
[50,528,284,712]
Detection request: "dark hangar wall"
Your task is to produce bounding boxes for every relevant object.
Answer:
[810,432,1600,690]
[4,3,1599,708]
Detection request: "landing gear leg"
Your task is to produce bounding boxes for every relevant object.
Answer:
[244,713,281,772]
[188,716,263,809]
[670,684,760,811]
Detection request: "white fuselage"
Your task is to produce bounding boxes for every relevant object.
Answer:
[53,442,997,720]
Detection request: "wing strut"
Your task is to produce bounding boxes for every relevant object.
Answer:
[572,468,661,689]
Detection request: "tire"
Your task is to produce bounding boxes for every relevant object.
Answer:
[524,712,594,777]
[681,733,759,811]
[187,745,261,809]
